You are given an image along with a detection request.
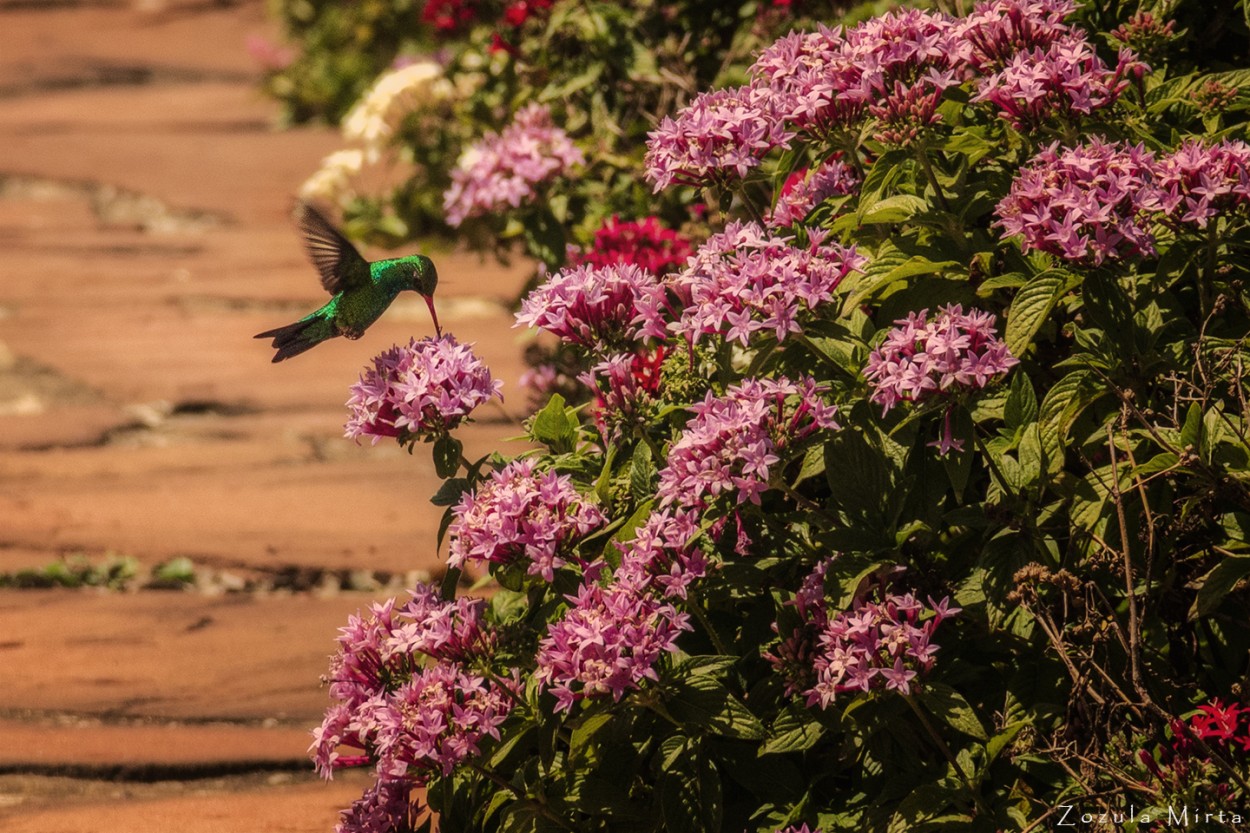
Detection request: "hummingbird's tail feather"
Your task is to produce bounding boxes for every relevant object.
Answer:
[254,315,335,363]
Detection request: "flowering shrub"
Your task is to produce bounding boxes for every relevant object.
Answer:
[305,2,1250,832]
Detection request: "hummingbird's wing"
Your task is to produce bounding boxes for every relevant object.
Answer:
[295,202,370,294]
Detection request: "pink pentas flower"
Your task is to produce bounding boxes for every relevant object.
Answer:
[644,84,794,192]
[614,508,710,601]
[973,34,1146,130]
[535,569,691,713]
[995,138,1162,265]
[951,0,1077,73]
[864,305,1017,407]
[769,157,861,228]
[313,583,519,796]
[386,584,490,664]
[657,377,840,511]
[636,221,864,347]
[345,335,503,444]
[767,561,960,705]
[443,104,584,226]
[568,215,692,275]
[848,9,965,145]
[749,26,868,139]
[515,262,661,350]
[750,9,964,145]
[447,458,606,582]
[374,663,518,781]
[579,347,666,442]
[334,780,418,833]
[1154,139,1250,230]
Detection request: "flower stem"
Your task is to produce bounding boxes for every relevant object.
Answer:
[689,589,729,655]
[915,146,952,214]
[904,695,993,819]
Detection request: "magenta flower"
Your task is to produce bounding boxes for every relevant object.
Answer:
[995,138,1162,264]
[769,157,861,228]
[769,562,961,708]
[447,459,606,582]
[636,221,864,347]
[750,9,963,145]
[245,34,295,72]
[345,335,503,444]
[579,347,666,442]
[614,508,710,601]
[312,584,518,800]
[443,103,584,226]
[973,34,1146,130]
[749,26,868,139]
[1154,139,1250,230]
[334,780,418,833]
[515,263,661,349]
[864,304,1017,418]
[657,377,839,511]
[374,663,517,780]
[952,0,1076,73]
[569,215,692,275]
[644,84,794,192]
[535,567,691,713]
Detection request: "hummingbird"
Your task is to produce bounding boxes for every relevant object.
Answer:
[255,202,441,362]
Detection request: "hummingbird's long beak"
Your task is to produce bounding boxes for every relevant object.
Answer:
[423,294,443,338]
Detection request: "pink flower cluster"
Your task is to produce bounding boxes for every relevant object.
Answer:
[637,221,864,347]
[995,139,1161,264]
[311,586,517,788]
[444,103,584,226]
[569,215,692,275]
[767,560,960,707]
[749,9,965,146]
[973,34,1145,130]
[580,347,666,442]
[345,335,503,444]
[644,85,794,192]
[769,157,861,229]
[334,781,417,833]
[657,377,839,511]
[447,458,606,582]
[864,304,1017,415]
[515,263,660,349]
[614,508,710,601]
[806,591,960,707]
[952,0,1076,73]
[1155,139,1250,230]
[535,560,691,713]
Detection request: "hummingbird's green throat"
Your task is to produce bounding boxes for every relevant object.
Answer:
[255,202,442,363]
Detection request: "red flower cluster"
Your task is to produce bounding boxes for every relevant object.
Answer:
[569,215,692,276]
[1140,699,1250,798]
[421,0,476,34]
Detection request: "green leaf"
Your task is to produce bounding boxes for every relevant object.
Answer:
[531,393,576,452]
[920,682,988,741]
[1005,270,1066,357]
[1039,369,1103,474]
[1003,373,1038,431]
[660,751,722,833]
[1193,555,1250,618]
[630,441,655,501]
[431,477,471,507]
[1180,402,1204,452]
[666,674,766,740]
[432,435,463,479]
[761,704,826,755]
[858,194,928,225]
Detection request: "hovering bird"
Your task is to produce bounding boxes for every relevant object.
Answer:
[255,202,441,362]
